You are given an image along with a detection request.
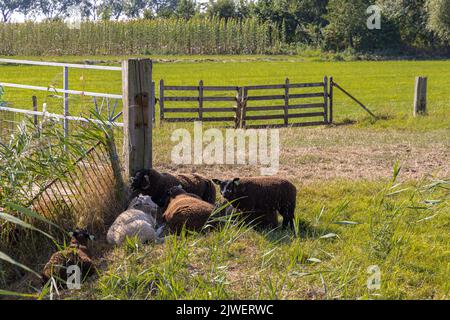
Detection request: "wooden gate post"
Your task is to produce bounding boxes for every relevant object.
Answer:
[284,78,290,126]
[122,59,153,179]
[159,79,165,124]
[198,80,204,121]
[241,87,248,129]
[329,76,334,124]
[414,76,427,116]
[323,76,328,124]
[151,81,156,124]
[235,87,243,129]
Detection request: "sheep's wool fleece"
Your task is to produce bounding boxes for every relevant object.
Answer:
[107,209,157,245]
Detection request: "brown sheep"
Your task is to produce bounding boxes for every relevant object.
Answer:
[42,229,96,287]
[131,169,216,206]
[161,186,215,234]
[213,177,297,229]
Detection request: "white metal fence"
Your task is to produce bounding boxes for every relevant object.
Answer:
[0,58,124,138]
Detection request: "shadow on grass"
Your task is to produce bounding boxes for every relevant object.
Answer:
[330,119,357,127]
[260,220,336,245]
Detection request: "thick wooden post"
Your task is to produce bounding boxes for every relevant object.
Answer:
[414,77,427,116]
[284,78,289,126]
[122,59,153,179]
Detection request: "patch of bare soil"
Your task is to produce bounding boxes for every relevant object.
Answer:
[158,128,449,183]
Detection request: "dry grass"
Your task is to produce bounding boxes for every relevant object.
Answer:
[152,124,449,183]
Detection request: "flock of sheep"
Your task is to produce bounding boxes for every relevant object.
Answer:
[42,169,297,287]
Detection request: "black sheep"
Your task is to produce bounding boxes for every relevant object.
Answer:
[213,177,297,229]
[131,169,216,206]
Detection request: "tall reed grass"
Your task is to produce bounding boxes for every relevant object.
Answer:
[0,18,284,56]
[0,112,123,294]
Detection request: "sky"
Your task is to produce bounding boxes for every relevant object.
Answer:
[8,0,211,23]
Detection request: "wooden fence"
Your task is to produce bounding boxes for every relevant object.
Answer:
[159,77,331,128]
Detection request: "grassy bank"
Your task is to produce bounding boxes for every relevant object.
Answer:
[70,178,449,300]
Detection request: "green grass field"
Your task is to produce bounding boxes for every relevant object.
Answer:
[1,55,449,126]
[0,55,449,300]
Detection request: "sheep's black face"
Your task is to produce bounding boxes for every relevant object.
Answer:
[156,186,185,209]
[131,169,158,195]
[130,170,149,192]
[167,185,186,198]
[152,195,168,209]
[213,178,241,200]
[69,229,95,246]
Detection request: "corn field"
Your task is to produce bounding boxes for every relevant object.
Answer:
[0,18,286,56]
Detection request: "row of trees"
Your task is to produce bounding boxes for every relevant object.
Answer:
[1,0,449,52]
[0,18,284,55]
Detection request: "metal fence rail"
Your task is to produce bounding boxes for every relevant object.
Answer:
[0,58,123,139]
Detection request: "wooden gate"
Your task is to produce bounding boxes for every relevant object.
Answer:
[159,77,332,129]
[239,77,329,128]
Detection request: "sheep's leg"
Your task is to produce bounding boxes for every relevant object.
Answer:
[281,204,295,229]
[244,211,278,230]
[266,211,279,229]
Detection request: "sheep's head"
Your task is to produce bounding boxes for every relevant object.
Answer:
[69,229,95,247]
[130,169,160,195]
[167,185,186,199]
[129,195,159,215]
[213,178,242,200]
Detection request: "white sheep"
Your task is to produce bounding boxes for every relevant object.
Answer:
[107,195,164,245]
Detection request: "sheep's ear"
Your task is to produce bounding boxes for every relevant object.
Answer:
[233,178,241,186]
[212,179,222,185]
[142,175,151,190]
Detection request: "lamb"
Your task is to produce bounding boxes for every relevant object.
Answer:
[131,169,216,206]
[42,229,96,287]
[107,195,163,245]
[213,177,297,229]
[161,186,215,234]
